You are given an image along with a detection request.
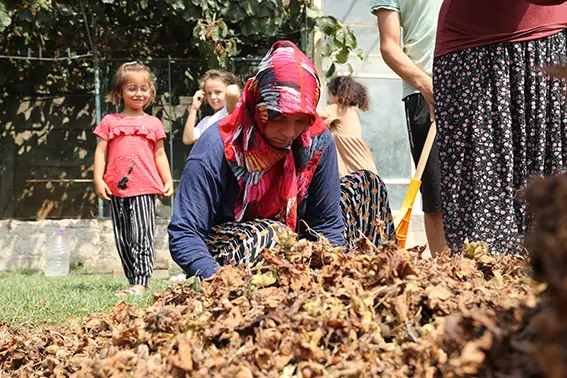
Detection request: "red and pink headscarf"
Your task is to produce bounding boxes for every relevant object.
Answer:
[218,40,327,231]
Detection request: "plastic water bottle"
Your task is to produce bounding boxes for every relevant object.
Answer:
[44,229,70,277]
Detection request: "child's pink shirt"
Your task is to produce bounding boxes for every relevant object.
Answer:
[94,113,166,198]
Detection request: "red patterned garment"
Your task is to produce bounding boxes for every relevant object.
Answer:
[218,40,327,231]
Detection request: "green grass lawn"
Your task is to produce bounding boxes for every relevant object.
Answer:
[0,271,170,326]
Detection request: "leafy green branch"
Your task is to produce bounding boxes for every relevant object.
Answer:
[315,14,365,77]
[0,0,364,94]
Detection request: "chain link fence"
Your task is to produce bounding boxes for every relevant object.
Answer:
[0,56,265,220]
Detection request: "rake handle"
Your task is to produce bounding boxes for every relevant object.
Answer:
[413,120,437,181]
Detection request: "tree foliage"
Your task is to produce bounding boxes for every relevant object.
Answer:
[0,0,363,96]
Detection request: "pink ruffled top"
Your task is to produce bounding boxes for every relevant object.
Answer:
[94,113,167,198]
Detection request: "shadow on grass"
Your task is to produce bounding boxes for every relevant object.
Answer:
[0,268,41,276]
[59,281,126,292]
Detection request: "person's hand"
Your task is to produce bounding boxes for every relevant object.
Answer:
[544,63,567,79]
[168,274,187,285]
[191,90,204,111]
[163,180,174,197]
[429,103,435,122]
[418,77,434,106]
[95,179,112,200]
[226,84,241,114]
[226,84,240,97]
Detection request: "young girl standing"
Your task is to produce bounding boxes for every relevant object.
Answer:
[318,76,378,177]
[182,69,240,145]
[93,61,173,296]
[317,76,395,243]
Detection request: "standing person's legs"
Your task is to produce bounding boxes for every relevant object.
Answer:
[129,194,156,287]
[340,170,396,247]
[433,48,516,253]
[110,196,136,285]
[433,32,567,255]
[509,30,567,231]
[403,93,446,256]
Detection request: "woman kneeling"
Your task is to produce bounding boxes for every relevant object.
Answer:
[168,41,395,278]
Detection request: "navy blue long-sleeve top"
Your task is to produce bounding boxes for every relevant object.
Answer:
[168,123,344,278]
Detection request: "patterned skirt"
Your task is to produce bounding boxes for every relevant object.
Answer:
[433,30,567,254]
[205,169,396,267]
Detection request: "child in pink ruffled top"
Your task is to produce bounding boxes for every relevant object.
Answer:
[93,61,173,296]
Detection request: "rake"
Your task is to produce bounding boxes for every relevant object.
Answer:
[395,121,437,248]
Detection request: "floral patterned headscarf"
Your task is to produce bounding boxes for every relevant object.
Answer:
[218,40,327,231]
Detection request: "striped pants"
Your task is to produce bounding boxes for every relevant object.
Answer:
[110,194,155,287]
[206,170,396,267]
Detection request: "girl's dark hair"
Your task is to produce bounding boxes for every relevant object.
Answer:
[327,76,369,111]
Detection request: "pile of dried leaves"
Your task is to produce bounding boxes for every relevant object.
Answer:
[1,174,567,377]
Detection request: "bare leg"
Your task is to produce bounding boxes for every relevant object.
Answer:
[424,212,447,257]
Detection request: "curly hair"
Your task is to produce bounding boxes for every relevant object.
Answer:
[199,69,238,89]
[327,76,369,111]
[105,61,156,108]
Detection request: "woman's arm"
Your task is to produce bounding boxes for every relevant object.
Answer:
[300,130,345,246]
[93,140,112,200]
[182,90,204,145]
[168,131,227,278]
[154,139,174,197]
[168,159,223,277]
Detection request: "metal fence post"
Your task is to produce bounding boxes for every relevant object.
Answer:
[301,3,308,53]
[94,58,103,220]
[81,5,104,220]
[168,59,174,215]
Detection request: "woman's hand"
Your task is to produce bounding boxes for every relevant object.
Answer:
[163,180,174,197]
[95,179,112,200]
[192,90,204,111]
[544,63,567,79]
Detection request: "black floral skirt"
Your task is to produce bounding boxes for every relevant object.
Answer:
[433,30,567,254]
[205,170,396,267]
